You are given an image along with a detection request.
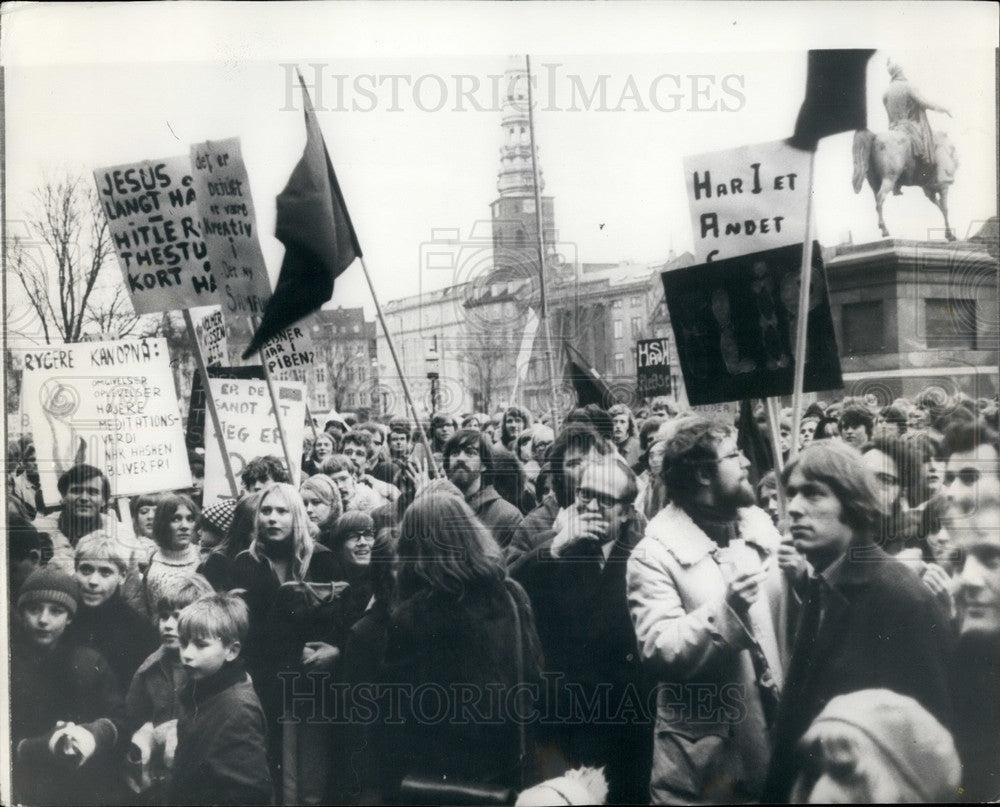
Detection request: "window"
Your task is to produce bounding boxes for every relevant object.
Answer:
[925,299,977,349]
[631,317,642,339]
[614,353,625,375]
[315,367,326,384]
[348,393,357,407]
[630,296,641,308]
[613,320,623,339]
[612,299,623,309]
[841,301,885,354]
[316,393,327,409]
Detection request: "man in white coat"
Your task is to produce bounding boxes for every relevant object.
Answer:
[627,415,787,804]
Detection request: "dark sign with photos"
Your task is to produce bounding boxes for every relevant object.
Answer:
[661,242,842,406]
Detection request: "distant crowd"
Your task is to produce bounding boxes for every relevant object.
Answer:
[7,387,1000,804]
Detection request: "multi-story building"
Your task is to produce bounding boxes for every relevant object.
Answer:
[305,307,379,416]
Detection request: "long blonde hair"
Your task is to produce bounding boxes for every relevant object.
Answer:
[248,483,315,581]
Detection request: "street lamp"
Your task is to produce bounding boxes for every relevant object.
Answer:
[426,335,440,418]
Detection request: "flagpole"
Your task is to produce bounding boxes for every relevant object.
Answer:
[788,150,817,462]
[183,309,239,499]
[358,256,442,478]
[253,318,301,485]
[525,55,562,432]
[764,396,788,521]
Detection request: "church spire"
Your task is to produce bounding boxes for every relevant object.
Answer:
[497,56,544,197]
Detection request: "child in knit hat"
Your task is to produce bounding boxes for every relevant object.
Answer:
[789,688,961,803]
[12,566,128,806]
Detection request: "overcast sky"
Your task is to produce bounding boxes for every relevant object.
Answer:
[3,2,997,335]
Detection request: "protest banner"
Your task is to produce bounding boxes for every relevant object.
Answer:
[260,323,316,381]
[185,365,264,452]
[662,242,842,406]
[201,377,306,505]
[683,139,813,263]
[95,157,218,314]
[20,338,191,503]
[190,138,272,358]
[191,306,229,368]
[636,337,672,398]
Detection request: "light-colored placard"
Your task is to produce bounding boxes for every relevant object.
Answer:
[95,157,218,313]
[684,139,813,263]
[260,324,316,381]
[189,138,273,344]
[20,338,192,503]
[191,306,229,368]
[202,377,306,505]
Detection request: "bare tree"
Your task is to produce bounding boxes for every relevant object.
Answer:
[6,173,143,343]
[456,328,517,414]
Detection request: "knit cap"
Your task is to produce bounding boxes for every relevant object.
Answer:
[201,499,237,536]
[17,566,79,616]
[809,688,960,802]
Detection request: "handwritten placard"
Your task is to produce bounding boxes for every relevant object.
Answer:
[201,377,306,505]
[189,138,272,346]
[261,324,316,380]
[192,306,229,368]
[683,140,813,263]
[19,338,192,502]
[662,243,842,406]
[95,157,218,313]
[636,337,672,398]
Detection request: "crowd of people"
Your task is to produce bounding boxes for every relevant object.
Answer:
[6,388,1000,804]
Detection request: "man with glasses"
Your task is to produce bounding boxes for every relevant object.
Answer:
[512,455,651,804]
[628,415,785,804]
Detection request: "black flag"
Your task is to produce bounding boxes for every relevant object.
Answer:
[788,49,875,151]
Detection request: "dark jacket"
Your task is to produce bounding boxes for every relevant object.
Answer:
[376,578,542,800]
[126,645,186,731]
[504,493,561,568]
[66,592,160,696]
[764,544,954,802]
[170,660,273,806]
[511,513,653,804]
[467,485,524,549]
[11,632,127,806]
[951,634,1000,802]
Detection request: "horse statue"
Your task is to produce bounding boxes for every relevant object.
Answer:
[852,128,959,240]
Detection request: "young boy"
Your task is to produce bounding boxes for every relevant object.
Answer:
[70,532,160,690]
[170,592,274,806]
[11,566,127,806]
[126,573,215,800]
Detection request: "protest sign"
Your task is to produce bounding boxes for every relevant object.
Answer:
[636,337,672,398]
[185,365,264,452]
[20,338,191,503]
[191,306,229,368]
[202,376,306,505]
[189,138,272,355]
[683,139,813,263]
[260,324,316,380]
[95,157,218,313]
[662,243,842,406]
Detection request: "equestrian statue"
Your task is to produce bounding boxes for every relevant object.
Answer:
[853,59,958,241]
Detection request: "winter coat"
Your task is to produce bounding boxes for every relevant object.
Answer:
[467,484,524,549]
[11,632,127,806]
[627,503,787,804]
[126,645,187,730]
[504,493,561,567]
[512,513,653,804]
[375,578,542,800]
[67,592,159,693]
[170,660,273,806]
[762,542,954,802]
